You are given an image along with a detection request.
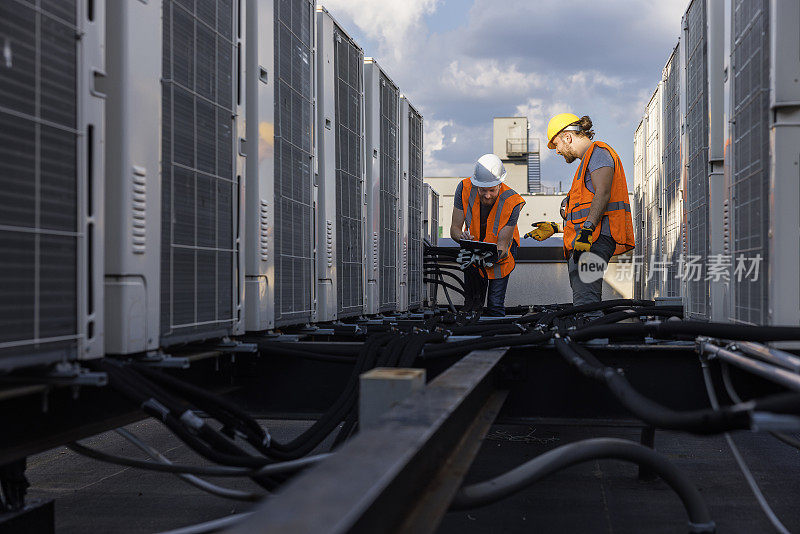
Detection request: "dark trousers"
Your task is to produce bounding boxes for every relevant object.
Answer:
[462,267,512,317]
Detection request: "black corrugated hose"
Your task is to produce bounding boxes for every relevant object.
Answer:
[451,438,715,533]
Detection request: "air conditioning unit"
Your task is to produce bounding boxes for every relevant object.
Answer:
[423,185,440,307]
[661,45,684,300]
[314,6,366,322]
[722,0,800,327]
[364,59,400,315]
[244,0,316,331]
[682,0,712,319]
[403,99,424,311]
[632,119,646,300]
[104,0,245,354]
[0,0,105,371]
[643,83,664,299]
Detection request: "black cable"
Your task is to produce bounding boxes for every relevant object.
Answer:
[569,321,800,343]
[555,337,800,434]
[451,438,715,533]
[423,278,466,297]
[423,268,465,289]
[67,442,327,477]
[581,307,682,327]
[720,362,800,452]
[421,331,552,359]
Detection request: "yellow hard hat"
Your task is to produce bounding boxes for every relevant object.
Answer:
[546,113,580,149]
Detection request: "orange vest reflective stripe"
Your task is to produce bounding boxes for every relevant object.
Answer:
[563,141,635,258]
[460,179,526,279]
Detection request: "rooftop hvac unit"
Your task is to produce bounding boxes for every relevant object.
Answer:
[401,97,424,311]
[723,0,800,327]
[632,119,646,300]
[661,45,684,299]
[0,0,104,371]
[245,0,315,331]
[728,0,770,325]
[364,59,400,315]
[427,186,440,306]
[683,0,711,318]
[104,0,244,354]
[314,6,365,321]
[643,84,664,299]
[397,100,409,313]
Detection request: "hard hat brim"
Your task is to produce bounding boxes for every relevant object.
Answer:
[470,171,506,188]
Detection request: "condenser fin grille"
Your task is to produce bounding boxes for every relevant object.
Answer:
[160,0,238,343]
[407,107,423,308]
[730,0,769,324]
[685,0,710,317]
[0,0,79,361]
[662,52,682,299]
[378,74,399,312]
[334,27,364,318]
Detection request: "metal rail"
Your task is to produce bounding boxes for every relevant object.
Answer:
[699,340,800,393]
[233,348,509,534]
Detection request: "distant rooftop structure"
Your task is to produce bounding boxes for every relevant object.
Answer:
[492,117,542,194]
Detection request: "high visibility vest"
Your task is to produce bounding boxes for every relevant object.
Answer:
[563,141,635,258]
[460,179,525,279]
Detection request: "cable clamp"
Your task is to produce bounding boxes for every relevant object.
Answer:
[180,410,205,431]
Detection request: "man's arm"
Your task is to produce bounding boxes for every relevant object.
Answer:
[585,167,613,227]
[496,225,514,260]
[450,207,472,241]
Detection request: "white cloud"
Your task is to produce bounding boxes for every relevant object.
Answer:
[321,0,440,60]
[440,59,543,98]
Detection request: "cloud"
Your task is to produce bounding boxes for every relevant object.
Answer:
[321,0,440,60]
[322,0,690,185]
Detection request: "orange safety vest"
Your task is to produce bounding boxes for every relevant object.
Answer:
[563,141,635,258]
[460,179,526,279]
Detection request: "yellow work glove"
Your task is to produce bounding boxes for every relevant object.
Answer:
[573,227,594,253]
[525,221,560,241]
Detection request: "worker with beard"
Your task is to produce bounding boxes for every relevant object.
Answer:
[527,114,634,305]
[450,154,525,316]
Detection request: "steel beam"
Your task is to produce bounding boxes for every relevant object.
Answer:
[233,348,509,534]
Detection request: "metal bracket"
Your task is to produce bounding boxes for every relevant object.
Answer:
[135,352,190,369]
[211,338,258,354]
[0,363,107,388]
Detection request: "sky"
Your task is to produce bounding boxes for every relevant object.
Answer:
[321,0,688,191]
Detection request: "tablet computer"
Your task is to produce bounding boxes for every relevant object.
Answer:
[458,239,499,263]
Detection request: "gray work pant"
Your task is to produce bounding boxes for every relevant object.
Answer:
[567,235,616,306]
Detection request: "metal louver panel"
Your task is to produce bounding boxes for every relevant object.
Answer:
[685,0,710,317]
[643,89,662,299]
[379,75,399,311]
[334,25,364,318]
[274,0,314,326]
[430,190,439,245]
[0,0,79,362]
[407,106,423,309]
[632,122,645,300]
[160,0,237,343]
[662,51,682,298]
[730,0,769,324]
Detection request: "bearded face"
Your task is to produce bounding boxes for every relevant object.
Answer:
[555,133,578,164]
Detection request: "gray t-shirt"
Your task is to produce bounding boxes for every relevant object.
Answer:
[454,182,521,231]
[584,147,614,237]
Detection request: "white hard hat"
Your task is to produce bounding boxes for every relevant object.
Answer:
[471,154,507,187]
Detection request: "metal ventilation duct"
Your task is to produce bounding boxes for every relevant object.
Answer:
[274,0,314,326]
[160,0,238,343]
[334,25,365,318]
[730,0,769,324]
